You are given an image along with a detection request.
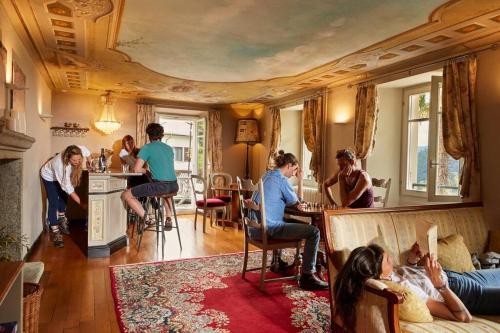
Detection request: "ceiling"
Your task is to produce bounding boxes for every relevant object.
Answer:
[3,0,500,104]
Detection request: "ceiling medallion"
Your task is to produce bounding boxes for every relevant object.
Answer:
[62,0,113,18]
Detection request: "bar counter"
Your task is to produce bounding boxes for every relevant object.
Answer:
[87,170,141,257]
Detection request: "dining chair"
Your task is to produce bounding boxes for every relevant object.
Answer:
[209,172,233,221]
[191,175,227,233]
[237,177,302,290]
[372,177,391,208]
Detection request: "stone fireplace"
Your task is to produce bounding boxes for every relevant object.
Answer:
[0,118,35,260]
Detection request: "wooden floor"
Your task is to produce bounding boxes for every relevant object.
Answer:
[28,214,250,333]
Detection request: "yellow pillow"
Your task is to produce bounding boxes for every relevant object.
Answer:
[380,280,433,323]
[438,234,475,273]
[489,230,500,252]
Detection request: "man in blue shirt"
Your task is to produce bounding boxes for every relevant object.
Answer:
[122,123,178,229]
[251,151,327,290]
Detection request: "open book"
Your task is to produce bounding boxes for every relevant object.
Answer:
[415,220,438,259]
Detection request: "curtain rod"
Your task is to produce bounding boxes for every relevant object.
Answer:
[344,42,498,89]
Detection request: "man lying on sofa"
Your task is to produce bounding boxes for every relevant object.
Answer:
[333,242,500,332]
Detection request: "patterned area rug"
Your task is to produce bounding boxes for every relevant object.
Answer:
[110,252,331,332]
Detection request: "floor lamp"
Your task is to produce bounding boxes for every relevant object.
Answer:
[235,118,260,179]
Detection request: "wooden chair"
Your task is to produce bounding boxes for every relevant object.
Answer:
[209,172,233,221]
[372,177,391,208]
[237,177,302,290]
[191,175,227,233]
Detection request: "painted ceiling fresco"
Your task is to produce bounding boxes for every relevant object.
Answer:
[117,0,447,82]
[5,0,500,103]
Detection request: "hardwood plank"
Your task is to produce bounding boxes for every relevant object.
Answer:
[29,214,246,331]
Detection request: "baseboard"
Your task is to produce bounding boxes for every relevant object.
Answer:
[87,235,129,258]
[24,231,44,261]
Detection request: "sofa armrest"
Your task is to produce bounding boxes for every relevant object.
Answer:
[332,279,404,333]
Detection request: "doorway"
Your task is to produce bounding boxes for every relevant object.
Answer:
[157,110,207,212]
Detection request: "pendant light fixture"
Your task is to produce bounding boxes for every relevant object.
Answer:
[95,90,121,135]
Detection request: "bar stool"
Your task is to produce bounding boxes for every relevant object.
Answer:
[136,192,182,258]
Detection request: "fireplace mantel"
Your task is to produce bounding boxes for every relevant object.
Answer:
[0,118,35,158]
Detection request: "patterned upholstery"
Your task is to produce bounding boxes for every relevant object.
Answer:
[329,213,400,265]
[450,207,489,255]
[325,204,499,332]
[401,317,500,332]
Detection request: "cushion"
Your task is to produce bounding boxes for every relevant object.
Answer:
[438,234,475,273]
[489,230,500,252]
[196,198,226,208]
[214,194,232,203]
[380,280,433,323]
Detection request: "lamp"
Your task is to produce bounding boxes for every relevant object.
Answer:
[95,91,121,134]
[235,118,260,179]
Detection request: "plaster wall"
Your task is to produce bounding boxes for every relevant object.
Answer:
[0,5,52,249]
[51,92,136,169]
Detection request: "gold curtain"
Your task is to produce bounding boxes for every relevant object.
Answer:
[266,107,281,170]
[303,95,324,184]
[136,103,154,147]
[207,111,223,177]
[442,55,479,197]
[354,85,378,159]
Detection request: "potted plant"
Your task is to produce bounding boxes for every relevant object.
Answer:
[0,225,29,262]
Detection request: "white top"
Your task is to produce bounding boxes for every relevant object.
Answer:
[389,265,447,302]
[40,153,74,194]
[40,145,90,195]
[119,148,128,158]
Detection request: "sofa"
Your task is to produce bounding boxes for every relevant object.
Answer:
[322,202,500,332]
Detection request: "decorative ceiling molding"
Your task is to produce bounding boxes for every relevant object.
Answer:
[2,0,500,104]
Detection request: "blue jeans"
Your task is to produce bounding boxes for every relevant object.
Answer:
[42,179,68,227]
[250,222,320,274]
[446,269,500,315]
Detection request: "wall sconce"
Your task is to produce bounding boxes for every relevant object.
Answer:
[235,118,260,179]
[95,91,121,135]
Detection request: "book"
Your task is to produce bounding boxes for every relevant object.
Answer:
[415,220,438,259]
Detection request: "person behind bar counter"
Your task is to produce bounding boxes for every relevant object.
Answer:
[41,145,88,248]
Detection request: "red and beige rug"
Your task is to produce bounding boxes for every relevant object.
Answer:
[110,252,331,332]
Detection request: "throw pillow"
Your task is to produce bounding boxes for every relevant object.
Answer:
[438,234,475,273]
[489,230,500,252]
[380,280,433,323]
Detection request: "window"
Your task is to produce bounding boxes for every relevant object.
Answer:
[403,87,430,193]
[174,147,183,161]
[279,105,316,187]
[401,77,461,200]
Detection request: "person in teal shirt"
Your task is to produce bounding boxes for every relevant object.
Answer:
[122,123,178,229]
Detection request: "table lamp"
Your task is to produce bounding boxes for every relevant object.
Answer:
[235,118,260,179]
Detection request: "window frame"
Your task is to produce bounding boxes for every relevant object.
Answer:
[401,83,431,198]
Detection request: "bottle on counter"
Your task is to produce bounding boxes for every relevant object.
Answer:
[98,148,107,172]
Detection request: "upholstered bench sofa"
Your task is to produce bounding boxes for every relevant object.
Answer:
[322,202,500,332]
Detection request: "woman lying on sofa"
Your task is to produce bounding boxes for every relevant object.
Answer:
[333,243,500,332]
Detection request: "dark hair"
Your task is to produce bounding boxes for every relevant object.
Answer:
[333,244,384,333]
[336,148,356,161]
[146,123,164,141]
[274,150,298,168]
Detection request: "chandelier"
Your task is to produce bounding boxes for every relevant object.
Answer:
[95,91,121,135]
